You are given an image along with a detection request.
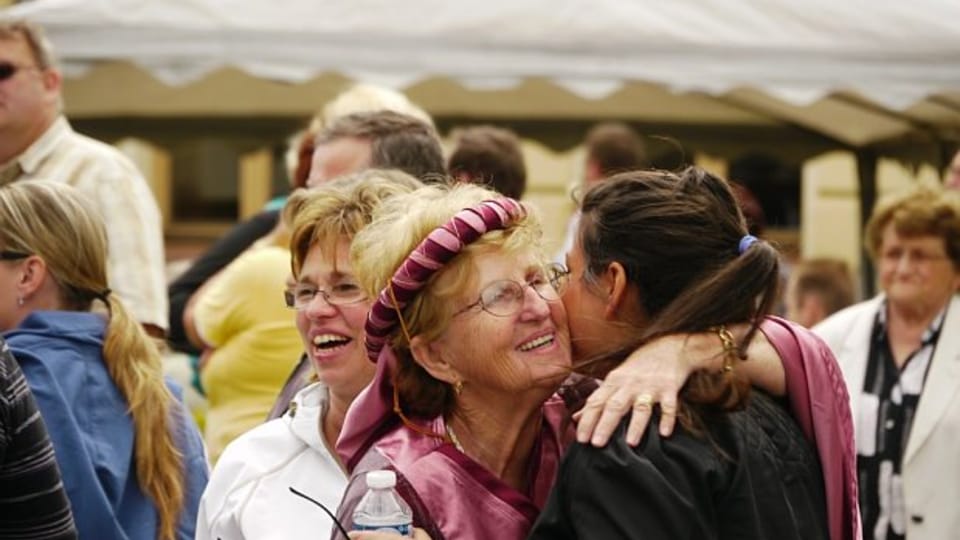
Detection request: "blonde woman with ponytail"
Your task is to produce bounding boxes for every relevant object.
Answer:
[0,180,208,540]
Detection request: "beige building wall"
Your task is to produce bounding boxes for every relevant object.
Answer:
[238,147,273,220]
[801,151,942,280]
[693,152,729,179]
[523,147,734,260]
[521,140,580,257]
[115,138,172,227]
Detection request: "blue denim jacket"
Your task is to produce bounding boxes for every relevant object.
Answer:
[6,311,208,540]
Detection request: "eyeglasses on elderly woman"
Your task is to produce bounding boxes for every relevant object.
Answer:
[880,246,950,266]
[454,262,570,318]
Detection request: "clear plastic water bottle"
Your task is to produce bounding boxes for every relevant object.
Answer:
[352,470,413,536]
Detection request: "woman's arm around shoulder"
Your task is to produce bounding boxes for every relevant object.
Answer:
[577,327,785,446]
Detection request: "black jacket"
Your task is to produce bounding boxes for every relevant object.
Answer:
[529,391,828,540]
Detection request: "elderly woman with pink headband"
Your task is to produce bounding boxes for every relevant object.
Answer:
[335,184,573,539]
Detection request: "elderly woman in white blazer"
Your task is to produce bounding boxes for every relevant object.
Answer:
[814,187,960,540]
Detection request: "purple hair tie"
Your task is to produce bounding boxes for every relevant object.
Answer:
[738,234,759,254]
[364,198,526,361]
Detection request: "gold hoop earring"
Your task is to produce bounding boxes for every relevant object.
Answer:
[454,380,464,396]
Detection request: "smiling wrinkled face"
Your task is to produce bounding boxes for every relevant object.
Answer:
[295,238,375,400]
[878,224,960,313]
[429,249,571,396]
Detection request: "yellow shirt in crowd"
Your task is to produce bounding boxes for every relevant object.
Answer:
[194,245,304,463]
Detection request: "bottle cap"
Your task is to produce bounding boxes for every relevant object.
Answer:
[365,470,397,489]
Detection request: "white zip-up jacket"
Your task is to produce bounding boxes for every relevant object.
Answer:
[196,382,348,540]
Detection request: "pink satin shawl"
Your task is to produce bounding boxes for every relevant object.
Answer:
[760,316,862,540]
[336,347,570,539]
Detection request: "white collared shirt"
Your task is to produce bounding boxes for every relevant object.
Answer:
[0,117,167,329]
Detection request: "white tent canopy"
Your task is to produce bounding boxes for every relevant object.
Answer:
[6,0,960,148]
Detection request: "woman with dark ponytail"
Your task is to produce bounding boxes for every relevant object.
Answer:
[528,167,855,540]
[0,180,208,540]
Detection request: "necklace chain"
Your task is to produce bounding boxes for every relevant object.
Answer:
[446,424,465,452]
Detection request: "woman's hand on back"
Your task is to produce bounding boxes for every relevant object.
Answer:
[575,326,786,447]
[575,334,697,447]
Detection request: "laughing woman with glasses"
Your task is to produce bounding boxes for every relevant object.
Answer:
[196,170,423,540]
[0,181,208,540]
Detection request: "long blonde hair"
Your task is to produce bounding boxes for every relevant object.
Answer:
[0,181,184,540]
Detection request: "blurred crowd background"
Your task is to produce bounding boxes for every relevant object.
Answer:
[3,0,959,442]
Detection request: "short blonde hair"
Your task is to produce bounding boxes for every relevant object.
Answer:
[0,20,56,70]
[351,183,543,418]
[286,169,424,278]
[309,83,433,132]
[865,187,960,268]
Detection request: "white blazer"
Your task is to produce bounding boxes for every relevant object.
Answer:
[814,294,960,540]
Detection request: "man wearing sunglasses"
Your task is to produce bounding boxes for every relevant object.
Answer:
[0,20,167,338]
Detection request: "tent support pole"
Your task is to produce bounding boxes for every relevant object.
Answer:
[856,149,878,299]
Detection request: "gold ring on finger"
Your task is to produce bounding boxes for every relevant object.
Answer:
[633,394,654,408]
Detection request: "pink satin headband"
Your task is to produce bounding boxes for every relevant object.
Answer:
[364,198,527,361]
